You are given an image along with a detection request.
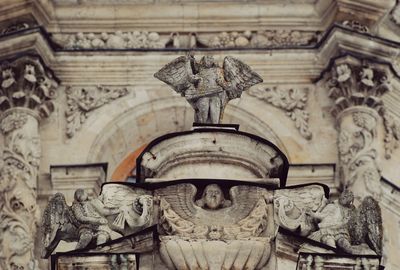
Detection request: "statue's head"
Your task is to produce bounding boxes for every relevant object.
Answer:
[74,188,88,202]
[339,189,354,207]
[202,184,224,210]
[200,56,217,69]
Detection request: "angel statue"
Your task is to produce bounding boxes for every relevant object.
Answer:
[154,54,263,124]
[306,190,382,255]
[41,185,153,258]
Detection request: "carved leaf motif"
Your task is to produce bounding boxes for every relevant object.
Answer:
[65,86,128,138]
[248,87,312,139]
[382,110,400,159]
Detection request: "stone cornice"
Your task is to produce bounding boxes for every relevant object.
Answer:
[1,25,400,82]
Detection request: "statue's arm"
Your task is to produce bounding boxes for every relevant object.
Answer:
[72,204,106,225]
[307,204,333,221]
[185,57,200,84]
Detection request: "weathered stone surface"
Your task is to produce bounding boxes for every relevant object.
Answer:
[154,54,263,124]
[1,1,400,269]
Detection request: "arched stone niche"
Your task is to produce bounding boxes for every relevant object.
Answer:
[86,96,288,179]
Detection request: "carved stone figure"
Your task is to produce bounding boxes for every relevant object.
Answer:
[156,183,274,270]
[41,184,153,258]
[71,189,119,249]
[154,54,263,124]
[195,184,231,210]
[307,190,382,255]
[275,187,382,256]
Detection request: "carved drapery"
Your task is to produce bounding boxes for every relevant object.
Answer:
[0,56,58,270]
[323,56,396,201]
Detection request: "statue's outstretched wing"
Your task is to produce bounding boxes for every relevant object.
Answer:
[154,56,194,95]
[351,196,383,255]
[227,185,271,222]
[155,183,198,221]
[41,193,78,258]
[223,56,263,100]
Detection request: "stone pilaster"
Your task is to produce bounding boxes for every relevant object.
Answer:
[0,56,58,270]
[322,55,394,201]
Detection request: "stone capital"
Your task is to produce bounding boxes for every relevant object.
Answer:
[321,55,394,118]
[0,55,59,122]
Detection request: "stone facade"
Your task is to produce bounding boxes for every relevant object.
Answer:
[0,0,399,269]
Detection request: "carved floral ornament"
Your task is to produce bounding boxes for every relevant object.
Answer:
[65,85,129,138]
[54,29,321,50]
[248,86,312,140]
[0,56,59,118]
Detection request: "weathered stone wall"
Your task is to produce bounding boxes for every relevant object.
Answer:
[0,0,399,269]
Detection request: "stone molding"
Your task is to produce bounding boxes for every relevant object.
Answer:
[248,86,312,140]
[0,55,58,270]
[52,29,321,50]
[65,85,129,138]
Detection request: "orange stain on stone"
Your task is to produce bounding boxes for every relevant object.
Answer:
[111,144,147,181]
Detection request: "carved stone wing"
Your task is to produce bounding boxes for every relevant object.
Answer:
[227,185,271,222]
[227,197,270,239]
[154,56,194,95]
[156,183,198,221]
[349,196,383,255]
[41,193,78,258]
[223,56,263,100]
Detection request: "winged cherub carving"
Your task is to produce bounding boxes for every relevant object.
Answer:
[41,185,153,258]
[307,190,383,255]
[154,54,263,124]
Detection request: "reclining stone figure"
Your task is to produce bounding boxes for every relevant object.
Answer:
[41,184,153,258]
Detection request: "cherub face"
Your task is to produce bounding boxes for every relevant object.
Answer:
[203,184,224,210]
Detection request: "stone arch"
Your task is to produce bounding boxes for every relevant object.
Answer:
[86,95,289,180]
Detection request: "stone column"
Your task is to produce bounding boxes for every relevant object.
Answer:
[323,55,393,201]
[0,56,58,270]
